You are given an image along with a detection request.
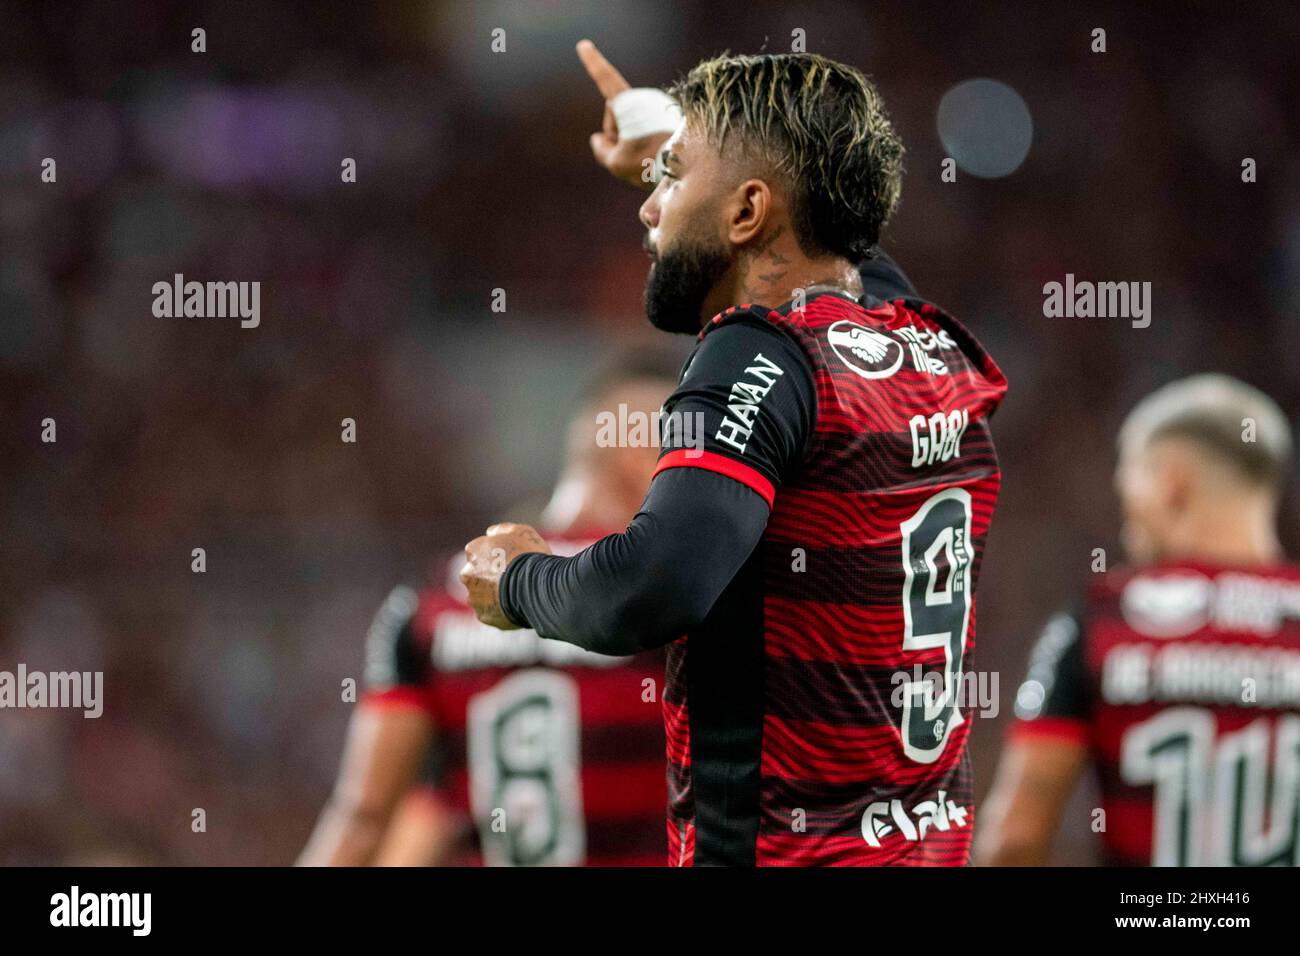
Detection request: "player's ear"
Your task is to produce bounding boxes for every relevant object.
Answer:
[726,178,772,248]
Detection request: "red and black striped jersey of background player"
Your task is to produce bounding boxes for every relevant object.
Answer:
[1013,559,1300,865]
[361,536,667,866]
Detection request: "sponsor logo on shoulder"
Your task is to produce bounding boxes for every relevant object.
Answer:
[827,322,903,378]
[827,320,957,380]
[1121,570,1300,638]
[714,353,784,454]
[1121,573,1212,638]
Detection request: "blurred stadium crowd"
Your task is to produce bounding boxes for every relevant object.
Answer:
[0,0,1295,863]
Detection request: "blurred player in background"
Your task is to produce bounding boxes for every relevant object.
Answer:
[298,355,678,866]
[461,46,1007,865]
[978,374,1298,866]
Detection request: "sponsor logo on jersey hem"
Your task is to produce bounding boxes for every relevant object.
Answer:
[860,789,969,848]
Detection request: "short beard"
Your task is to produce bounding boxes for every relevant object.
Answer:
[643,235,731,335]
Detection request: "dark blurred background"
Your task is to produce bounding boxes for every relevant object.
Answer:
[0,0,1295,864]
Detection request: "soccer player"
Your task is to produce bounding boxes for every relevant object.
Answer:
[461,51,1007,865]
[977,375,1298,866]
[298,359,676,866]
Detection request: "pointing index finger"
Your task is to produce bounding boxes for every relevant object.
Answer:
[577,39,630,100]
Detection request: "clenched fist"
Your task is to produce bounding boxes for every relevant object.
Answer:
[459,523,551,629]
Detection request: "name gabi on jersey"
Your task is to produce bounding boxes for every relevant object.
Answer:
[714,353,784,454]
[910,407,969,468]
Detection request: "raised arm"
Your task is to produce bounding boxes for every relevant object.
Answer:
[577,39,680,191]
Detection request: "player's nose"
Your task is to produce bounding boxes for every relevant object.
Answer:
[639,191,659,231]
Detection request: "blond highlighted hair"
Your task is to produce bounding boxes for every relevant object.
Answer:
[668,52,903,260]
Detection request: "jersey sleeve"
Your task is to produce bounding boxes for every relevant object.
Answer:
[1010,609,1091,745]
[360,585,437,715]
[654,312,816,508]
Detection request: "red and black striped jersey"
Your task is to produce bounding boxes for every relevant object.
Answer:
[655,271,1006,865]
[361,540,666,866]
[1013,560,1300,866]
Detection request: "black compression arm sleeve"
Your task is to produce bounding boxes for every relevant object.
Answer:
[498,467,770,655]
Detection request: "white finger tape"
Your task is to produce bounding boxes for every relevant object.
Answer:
[611,87,683,140]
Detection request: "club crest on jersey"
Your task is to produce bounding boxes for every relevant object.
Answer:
[827,320,956,379]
